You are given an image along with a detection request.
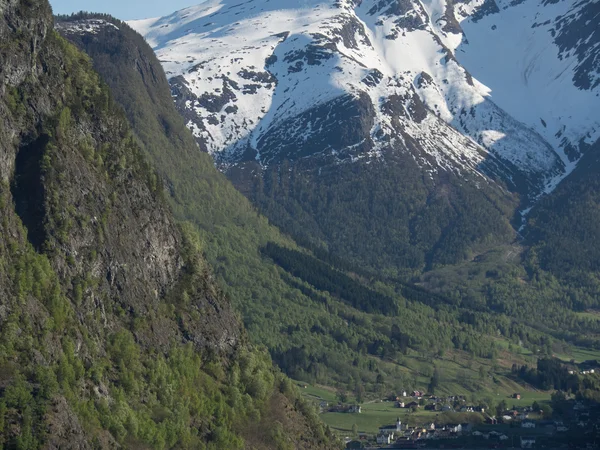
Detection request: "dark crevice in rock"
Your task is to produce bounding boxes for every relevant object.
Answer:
[11,134,49,252]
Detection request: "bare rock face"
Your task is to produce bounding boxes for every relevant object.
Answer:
[44,397,96,450]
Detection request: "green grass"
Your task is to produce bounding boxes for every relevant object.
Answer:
[569,347,600,363]
[515,391,552,404]
[554,346,600,364]
[296,382,340,404]
[321,401,438,434]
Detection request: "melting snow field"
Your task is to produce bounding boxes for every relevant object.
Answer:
[129,0,600,202]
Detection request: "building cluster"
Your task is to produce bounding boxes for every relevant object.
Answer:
[345,398,600,449]
[393,393,485,414]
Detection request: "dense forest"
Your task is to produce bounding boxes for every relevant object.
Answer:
[525,141,600,283]
[239,155,517,278]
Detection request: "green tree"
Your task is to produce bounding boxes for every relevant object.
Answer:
[540,404,553,417]
[337,389,348,403]
[496,399,507,417]
[428,367,440,394]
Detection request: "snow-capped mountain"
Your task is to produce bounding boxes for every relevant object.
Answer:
[130,0,600,199]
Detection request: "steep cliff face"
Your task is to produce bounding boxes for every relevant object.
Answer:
[1,0,239,353]
[0,2,334,449]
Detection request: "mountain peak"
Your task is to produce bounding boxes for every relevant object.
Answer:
[131,0,599,200]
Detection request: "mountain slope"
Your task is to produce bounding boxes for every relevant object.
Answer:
[129,0,599,279]
[0,2,334,448]
[125,0,600,361]
[453,0,600,190]
[52,11,562,402]
[54,8,600,420]
[130,0,599,196]
[525,138,600,280]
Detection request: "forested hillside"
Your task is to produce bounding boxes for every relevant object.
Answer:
[0,1,334,448]
[239,154,517,277]
[55,10,600,413]
[525,140,600,282]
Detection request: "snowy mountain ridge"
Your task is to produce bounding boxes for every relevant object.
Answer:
[129,0,600,200]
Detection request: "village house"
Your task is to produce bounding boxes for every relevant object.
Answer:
[376,432,394,445]
[329,404,361,414]
[513,393,522,400]
[379,418,402,434]
[444,424,462,433]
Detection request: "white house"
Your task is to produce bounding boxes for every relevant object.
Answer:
[445,424,462,433]
[376,433,393,445]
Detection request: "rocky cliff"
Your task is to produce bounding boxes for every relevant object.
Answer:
[0,1,335,448]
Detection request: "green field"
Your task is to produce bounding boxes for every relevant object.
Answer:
[296,382,340,403]
[555,346,600,364]
[514,391,552,404]
[300,380,553,437]
[569,347,600,363]
[320,401,439,434]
